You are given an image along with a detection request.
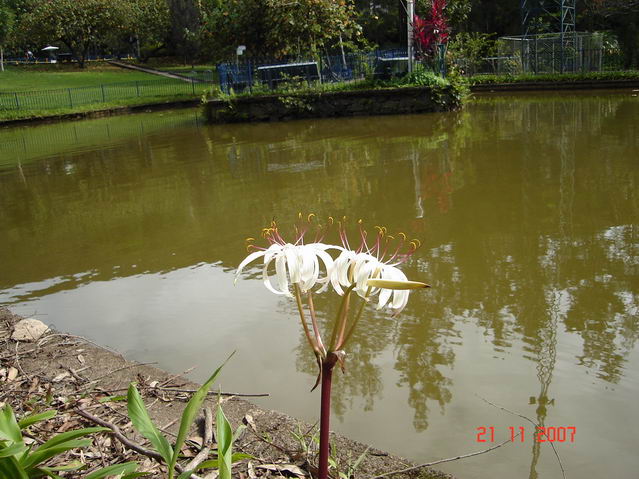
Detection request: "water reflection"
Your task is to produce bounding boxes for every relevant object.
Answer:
[0,91,638,478]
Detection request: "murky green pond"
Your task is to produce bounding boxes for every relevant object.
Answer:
[1,91,637,479]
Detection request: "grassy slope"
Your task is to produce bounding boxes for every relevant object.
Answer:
[0,93,206,122]
[0,64,159,92]
[0,63,211,121]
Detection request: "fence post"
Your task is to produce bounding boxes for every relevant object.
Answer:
[101,84,106,102]
[136,81,140,97]
[191,78,195,95]
[68,88,73,108]
[14,92,20,110]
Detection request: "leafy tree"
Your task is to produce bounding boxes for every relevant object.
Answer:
[201,0,361,60]
[128,0,171,61]
[442,0,471,32]
[0,0,14,71]
[352,0,403,48]
[447,32,496,74]
[17,0,132,68]
[168,0,200,61]
[263,0,362,56]
[584,0,639,68]
[466,0,520,36]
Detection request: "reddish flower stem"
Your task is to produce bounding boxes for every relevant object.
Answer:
[318,352,338,479]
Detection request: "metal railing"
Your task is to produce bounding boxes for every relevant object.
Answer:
[0,77,214,112]
[217,48,446,94]
[456,48,628,76]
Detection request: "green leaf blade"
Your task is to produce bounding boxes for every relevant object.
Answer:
[169,351,235,474]
[0,455,29,479]
[0,442,27,458]
[216,400,233,479]
[127,384,173,465]
[0,405,23,445]
[39,427,108,450]
[18,410,57,429]
[85,461,140,479]
[21,439,92,470]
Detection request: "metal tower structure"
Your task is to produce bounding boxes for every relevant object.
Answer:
[521,0,576,37]
[559,0,577,72]
[520,0,577,72]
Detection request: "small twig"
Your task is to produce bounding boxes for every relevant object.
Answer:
[186,407,214,471]
[14,342,31,381]
[38,333,121,355]
[91,385,269,397]
[155,386,269,398]
[76,408,204,479]
[246,422,292,458]
[67,367,88,383]
[476,395,566,479]
[159,366,197,387]
[366,432,523,479]
[76,362,159,392]
[161,418,179,432]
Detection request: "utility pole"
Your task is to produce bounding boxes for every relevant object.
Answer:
[407,0,414,73]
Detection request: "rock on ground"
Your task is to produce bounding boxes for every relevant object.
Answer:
[11,318,50,342]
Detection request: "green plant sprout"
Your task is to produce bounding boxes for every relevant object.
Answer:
[126,352,250,479]
[0,404,140,479]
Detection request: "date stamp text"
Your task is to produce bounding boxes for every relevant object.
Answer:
[475,426,576,443]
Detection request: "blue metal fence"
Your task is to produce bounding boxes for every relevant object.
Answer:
[217,48,444,94]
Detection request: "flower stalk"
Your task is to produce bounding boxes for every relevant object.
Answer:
[318,351,339,479]
[235,217,429,479]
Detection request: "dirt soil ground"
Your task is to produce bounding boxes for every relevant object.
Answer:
[0,307,453,479]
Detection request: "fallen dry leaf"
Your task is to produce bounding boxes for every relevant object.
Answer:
[52,371,71,383]
[7,367,19,382]
[248,461,258,479]
[257,463,307,477]
[243,414,257,432]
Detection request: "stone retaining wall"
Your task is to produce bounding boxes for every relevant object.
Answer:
[471,79,639,92]
[204,85,461,124]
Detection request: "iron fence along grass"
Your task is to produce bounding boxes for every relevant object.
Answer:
[0,78,209,112]
[216,48,446,94]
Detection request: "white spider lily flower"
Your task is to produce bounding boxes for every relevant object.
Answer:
[330,250,417,313]
[236,242,337,297]
[330,220,425,314]
[331,250,380,297]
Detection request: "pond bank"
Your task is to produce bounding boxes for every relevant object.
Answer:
[470,78,639,92]
[0,307,453,479]
[204,85,463,124]
[0,98,200,128]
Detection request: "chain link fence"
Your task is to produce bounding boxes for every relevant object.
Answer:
[496,33,604,74]
[456,32,629,76]
[0,77,212,112]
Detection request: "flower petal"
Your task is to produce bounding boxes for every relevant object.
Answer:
[235,250,266,283]
[275,253,289,293]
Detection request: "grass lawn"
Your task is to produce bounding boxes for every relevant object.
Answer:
[0,63,215,121]
[0,93,204,122]
[0,64,160,92]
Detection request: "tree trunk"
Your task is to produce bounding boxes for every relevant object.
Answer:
[1,47,4,72]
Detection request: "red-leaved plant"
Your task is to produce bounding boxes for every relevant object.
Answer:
[414,0,450,58]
